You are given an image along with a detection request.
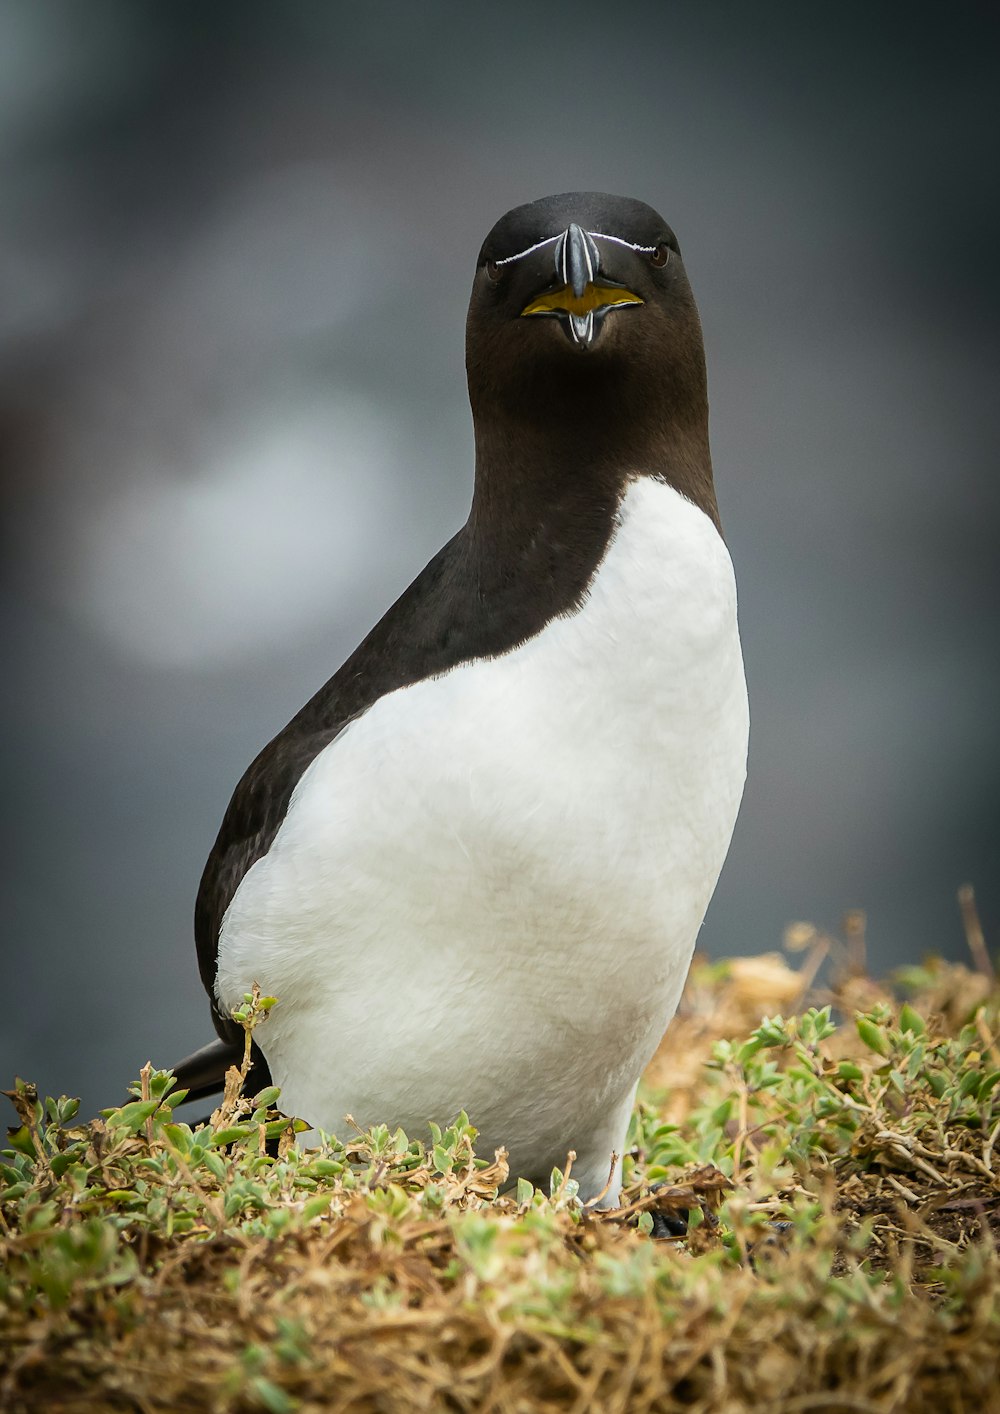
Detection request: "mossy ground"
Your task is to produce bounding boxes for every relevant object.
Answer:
[3,911,999,1412]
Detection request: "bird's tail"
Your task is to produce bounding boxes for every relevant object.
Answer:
[168,1037,273,1105]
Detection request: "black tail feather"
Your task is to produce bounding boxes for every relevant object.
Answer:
[168,1038,273,1105]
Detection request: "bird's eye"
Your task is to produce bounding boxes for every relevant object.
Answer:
[485,259,502,282]
[649,243,670,268]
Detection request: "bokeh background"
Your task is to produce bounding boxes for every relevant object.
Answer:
[2,2,998,1118]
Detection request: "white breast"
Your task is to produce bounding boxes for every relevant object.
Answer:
[216,478,748,1200]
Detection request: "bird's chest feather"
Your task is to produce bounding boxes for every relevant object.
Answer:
[217,479,747,1066]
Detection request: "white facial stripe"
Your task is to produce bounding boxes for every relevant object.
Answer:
[492,229,659,268]
[589,231,658,254]
[493,233,562,266]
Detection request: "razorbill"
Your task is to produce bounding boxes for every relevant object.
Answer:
[173,192,749,1206]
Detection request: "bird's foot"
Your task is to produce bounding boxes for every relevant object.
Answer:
[646,1207,689,1239]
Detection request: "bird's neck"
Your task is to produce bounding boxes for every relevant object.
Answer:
[468,401,719,578]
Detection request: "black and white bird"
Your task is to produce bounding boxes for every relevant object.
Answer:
[174,192,749,1206]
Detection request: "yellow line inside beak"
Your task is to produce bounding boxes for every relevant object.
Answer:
[521,282,644,318]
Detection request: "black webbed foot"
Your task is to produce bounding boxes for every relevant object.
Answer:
[647,1207,689,1239]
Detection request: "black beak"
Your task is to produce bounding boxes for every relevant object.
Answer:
[553,223,602,298]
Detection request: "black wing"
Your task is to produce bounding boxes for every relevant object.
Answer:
[194,529,476,1041]
[193,482,620,1043]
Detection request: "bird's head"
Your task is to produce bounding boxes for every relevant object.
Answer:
[466,192,707,431]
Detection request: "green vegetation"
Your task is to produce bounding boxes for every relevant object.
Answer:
[3,934,999,1412]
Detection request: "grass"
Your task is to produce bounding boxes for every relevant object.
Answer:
[2,903,999,1412]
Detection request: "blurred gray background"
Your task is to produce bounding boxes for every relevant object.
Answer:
[2,2,998,1117]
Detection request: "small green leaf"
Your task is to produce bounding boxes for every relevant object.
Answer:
[958,1070,982,1099]
[736,1036,766,1064]
[856,1017,890,1057]
[212,1125,254,1147]
[979,1070,1000,1098]
[249,1376,295,1414]
[6,1126,36,1158]
[307,1158,343,1178]
[203,1150,228,1182]
[112,1100,159,1134]
[899,1003,925,1036]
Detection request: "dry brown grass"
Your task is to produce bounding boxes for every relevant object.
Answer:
[3,907,999,1413]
